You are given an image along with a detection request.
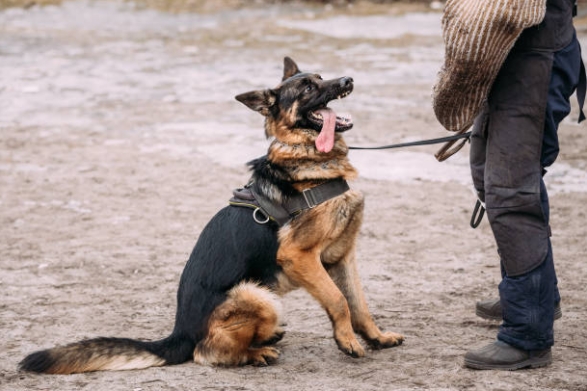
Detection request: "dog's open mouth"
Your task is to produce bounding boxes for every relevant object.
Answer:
[309,108,353,153]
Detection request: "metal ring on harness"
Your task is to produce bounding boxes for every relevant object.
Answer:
[252,207,270,224]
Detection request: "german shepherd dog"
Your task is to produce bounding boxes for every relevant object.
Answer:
[19,57,403,374]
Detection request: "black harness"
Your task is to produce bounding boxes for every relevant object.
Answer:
[229,178,350,226]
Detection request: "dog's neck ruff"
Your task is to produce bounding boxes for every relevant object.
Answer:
[229,178,350,226]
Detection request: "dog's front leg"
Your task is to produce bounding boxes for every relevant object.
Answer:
[326,253,404,349]
[277,246,365,358]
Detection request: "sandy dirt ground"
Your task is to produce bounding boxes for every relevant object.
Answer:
[1,1,587,390]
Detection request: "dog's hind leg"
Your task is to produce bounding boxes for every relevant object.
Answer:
[193,282,283,366]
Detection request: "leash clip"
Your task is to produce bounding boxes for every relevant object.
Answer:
[252,207,270,224]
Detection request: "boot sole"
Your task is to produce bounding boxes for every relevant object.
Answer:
[465,354,552,371]
[475,307,502,321]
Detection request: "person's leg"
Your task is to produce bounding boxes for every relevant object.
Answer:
[539,33,583,311]
[466,36,582,370]
[478,180,561,323]
[489,182,555,354]
[464,40,553,368]
[493,35,582,329]
[498,242,555,351]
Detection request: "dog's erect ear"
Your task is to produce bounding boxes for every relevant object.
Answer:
[282,57,301,81]
[235,89,276,117]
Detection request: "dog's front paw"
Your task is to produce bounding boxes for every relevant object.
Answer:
[335,337,365,358]
[368,331,404,349]
[248,347,280,366]
[260,328,285,346]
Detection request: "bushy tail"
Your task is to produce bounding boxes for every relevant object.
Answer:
[19,335,194,375]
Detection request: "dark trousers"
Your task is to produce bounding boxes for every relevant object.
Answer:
[471,35,582,351]
[497,180,558,351]
[498,36,582,351]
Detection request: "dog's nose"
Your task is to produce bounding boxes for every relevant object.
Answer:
[340,77,353,87]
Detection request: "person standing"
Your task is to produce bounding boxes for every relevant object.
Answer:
[433,0,585,370]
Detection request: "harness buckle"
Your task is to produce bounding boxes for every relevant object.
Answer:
[302,188,318,209]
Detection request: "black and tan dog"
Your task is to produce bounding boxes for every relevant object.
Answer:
[19,57,403,375]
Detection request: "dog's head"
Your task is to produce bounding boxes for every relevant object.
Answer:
[235,57,353,153]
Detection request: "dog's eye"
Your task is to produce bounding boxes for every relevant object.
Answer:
[305,85,314,93]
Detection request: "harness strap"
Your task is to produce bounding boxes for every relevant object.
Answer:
[282,178,349,213]
[230,179,350,226]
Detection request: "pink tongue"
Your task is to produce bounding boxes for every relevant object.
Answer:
[315,108,336,153]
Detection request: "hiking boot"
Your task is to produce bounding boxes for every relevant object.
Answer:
[475,298,562,321]
[464,340,552,370]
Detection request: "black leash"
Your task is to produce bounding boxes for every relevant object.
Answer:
[470,199,485,228]
[348,129,485,226]
[348,131,471,151]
